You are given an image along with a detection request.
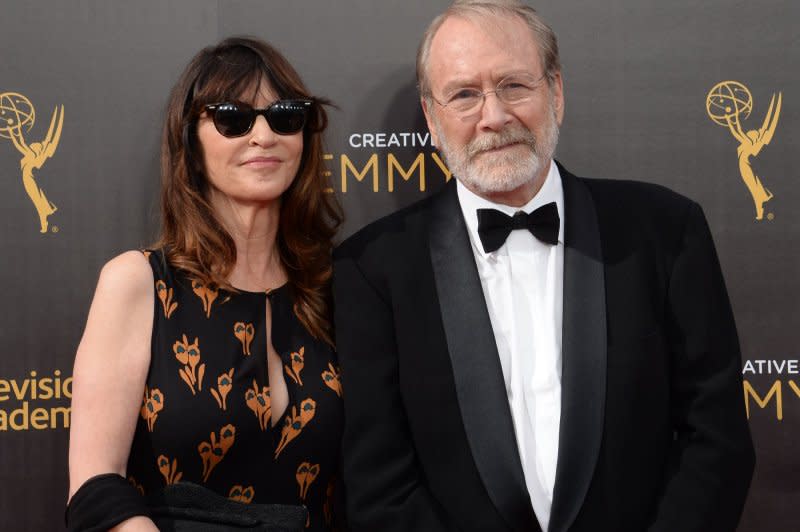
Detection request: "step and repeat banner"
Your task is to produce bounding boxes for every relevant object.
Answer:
[1,1,797,530]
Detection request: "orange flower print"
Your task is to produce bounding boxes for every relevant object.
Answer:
[191,279,219,318]
[228,485,255,504]
[245,379,271,431]
[321,362,342,397]
[233,322,255,355]
[140,385,164,432]
[275,398,316,458]
[142,250,152,260]
[284,346,305,386]
[173,334,205,395]
[210,368,235,410]
[198,424,236,482]
[296,462,320,500]
[155,280,178,318]
[157,455,183,485]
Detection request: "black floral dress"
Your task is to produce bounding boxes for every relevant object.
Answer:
[127,250,343,531]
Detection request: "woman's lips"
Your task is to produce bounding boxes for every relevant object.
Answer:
[242,156,282,167]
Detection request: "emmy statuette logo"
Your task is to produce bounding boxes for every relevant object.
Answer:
[706,81,781,221]
[0,92,65,233]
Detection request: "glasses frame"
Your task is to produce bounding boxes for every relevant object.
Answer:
[429,72,549,117]
[203,99,313,137]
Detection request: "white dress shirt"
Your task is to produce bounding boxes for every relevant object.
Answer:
[456,160,564,532]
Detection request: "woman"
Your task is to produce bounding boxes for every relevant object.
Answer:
[67,37,343,531]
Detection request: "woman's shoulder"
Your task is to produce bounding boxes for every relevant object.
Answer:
[95,250,154,301]
[76,250,155,371]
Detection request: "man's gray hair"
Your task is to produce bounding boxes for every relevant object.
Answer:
[416,0,561,99]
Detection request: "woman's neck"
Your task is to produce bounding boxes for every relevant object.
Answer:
[210,192,287,292]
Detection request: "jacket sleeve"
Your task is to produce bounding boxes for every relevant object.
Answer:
[333,248,450,532]
[648,202,755,532]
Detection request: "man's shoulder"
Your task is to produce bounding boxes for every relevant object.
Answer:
[578,175,698,225]
[580,176,694,208]
[335,189,440,261]
[569,174,706,254]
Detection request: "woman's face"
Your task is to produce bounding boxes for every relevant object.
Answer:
[196,80,304,206]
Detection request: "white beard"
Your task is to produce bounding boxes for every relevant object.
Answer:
[432,99,560,196]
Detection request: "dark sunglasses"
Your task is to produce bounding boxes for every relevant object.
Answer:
[204,99,313,137]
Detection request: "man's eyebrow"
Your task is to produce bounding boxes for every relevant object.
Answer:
[438,70,540,94]
[439,78,480,95]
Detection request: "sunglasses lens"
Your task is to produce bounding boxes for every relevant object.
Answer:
[208,100,311,137]
[267,101,309,134]
[213,104,254,137]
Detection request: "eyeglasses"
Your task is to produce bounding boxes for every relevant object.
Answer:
[204,99,313,137]
[430,73,548,117]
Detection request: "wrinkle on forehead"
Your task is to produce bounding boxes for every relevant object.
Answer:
[427,14,542,92]
[455,12,522,47]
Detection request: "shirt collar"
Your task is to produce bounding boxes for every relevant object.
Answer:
[456,160,565,258]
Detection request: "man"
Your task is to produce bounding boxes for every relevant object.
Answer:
[333,1,755,531]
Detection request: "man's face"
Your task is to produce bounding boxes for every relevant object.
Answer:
[422,14,564,202]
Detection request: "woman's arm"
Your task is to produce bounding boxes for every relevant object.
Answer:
[68,251,158,531]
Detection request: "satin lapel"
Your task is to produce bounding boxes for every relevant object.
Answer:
[428,181,539,532]
[548,167,607,532]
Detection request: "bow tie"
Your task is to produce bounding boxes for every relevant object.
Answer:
[476,202,560,253]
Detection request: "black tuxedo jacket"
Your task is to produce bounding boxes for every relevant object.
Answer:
[333,165,754,532]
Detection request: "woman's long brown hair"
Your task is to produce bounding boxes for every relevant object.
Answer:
[157,36,342,346]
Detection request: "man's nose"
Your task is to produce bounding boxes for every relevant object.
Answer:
[477,92,513,131]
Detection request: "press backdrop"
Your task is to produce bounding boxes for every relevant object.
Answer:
[1,1,797,530]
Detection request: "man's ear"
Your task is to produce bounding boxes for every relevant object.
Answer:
[551,71,565,126]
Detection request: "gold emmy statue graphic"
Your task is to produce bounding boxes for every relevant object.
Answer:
[706,81,781,221]
[0,92,64,233]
